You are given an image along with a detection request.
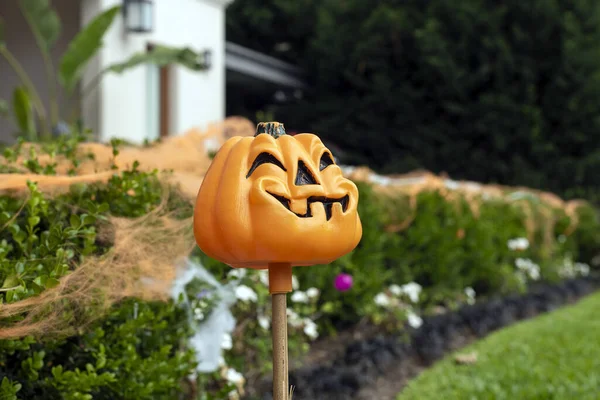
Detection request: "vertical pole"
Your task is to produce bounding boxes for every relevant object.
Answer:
[271,293,288,400]
[268,262,293,400]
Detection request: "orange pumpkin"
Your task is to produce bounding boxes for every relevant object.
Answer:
[193,122,362,274]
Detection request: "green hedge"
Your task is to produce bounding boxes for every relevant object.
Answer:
[0,150,200,398]
[199,180,600,331]
[1,137,599,399]
[227,0,600,201]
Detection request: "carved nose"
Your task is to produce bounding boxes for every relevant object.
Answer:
[295,160,318,185]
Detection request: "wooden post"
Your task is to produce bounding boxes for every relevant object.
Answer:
[271,293,288,400]
[268,262,293,400]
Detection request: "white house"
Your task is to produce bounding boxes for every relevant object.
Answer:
[0,0,306,144]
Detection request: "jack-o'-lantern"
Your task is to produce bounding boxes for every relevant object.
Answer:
[193,122,362,272]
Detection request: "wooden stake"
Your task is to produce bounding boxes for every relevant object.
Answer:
[272,293,288,400]
[268,262,292,400]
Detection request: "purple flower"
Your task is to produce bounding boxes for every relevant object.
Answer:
[334,273,353,292]
[196,289,211,299]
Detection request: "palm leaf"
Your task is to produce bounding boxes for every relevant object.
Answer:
[0,99,8,118]
[12,87,36,141]
[105,45,209,74]
[18,0,61,53]
[59,5,121,92]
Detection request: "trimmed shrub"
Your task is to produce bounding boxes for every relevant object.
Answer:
[0,157,199,398]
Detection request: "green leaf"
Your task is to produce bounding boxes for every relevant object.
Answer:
[81,214,96,226]
[105,45,209,74]
[0,98,8,118]
[59,5,121,92]
[18,0,61,52]
[70,214,80,229]
[28,216,41,228]
[2,274,19,289]
[12,87,36,140]
[45,277,60,288]
[33,275,46,287]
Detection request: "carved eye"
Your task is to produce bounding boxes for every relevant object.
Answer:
[246,152,287,178]
[295,160,318,186]
[319,152,335,171]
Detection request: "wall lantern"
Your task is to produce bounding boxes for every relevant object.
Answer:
[123,0,154,33]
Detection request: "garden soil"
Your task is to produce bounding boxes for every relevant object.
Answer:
[0,117,590,340]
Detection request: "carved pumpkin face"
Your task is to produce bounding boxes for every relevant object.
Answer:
[193,125,362,269]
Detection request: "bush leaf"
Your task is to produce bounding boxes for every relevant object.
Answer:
[105,45,209,74]
[59,5,121,92]
[12,87,36,140]
[18,0,61,52]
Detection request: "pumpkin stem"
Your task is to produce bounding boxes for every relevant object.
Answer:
[256,122,286,138]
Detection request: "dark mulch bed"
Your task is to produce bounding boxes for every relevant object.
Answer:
[247,275,600,400]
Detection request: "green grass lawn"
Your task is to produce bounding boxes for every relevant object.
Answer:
[397,292,600,400]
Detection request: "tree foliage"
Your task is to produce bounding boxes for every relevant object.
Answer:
[227,0,600,199]
[225,0,317,63]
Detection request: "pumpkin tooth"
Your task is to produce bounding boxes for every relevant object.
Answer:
[309,201,326,220]
[331,202,344,218]
[290,198,308,216]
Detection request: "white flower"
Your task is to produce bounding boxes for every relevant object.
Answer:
[291,291,309,303]
[515,257,537,271]
[193,307,204,321]
[464,287,476,298]
[235,285,258,302]
[258,270,269,286]
[389,284,402,296]
[292,275,299,290]
[401,282,422,303]
[287,308,303,328]
[374,292,391,307]
[464,287,476,305]
[528,265,540,280]
[228,390,240,400]
[575,263,590,276]
[508,237,530,251]
[406,311,423,329]
[515,257,530,269]
[515,258,541,280]
[559,255,575,278]
[225,368,244,385]
[306,287,320,299]
[222,367,245,399]
[303,318,319,339]
[228,269,247,280]
[558,234,567,244]
[257,315,270,330]
[221,333,232,350]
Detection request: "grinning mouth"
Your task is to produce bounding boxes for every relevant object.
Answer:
[267,192,350,221]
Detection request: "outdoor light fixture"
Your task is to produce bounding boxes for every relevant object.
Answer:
[123,0,154,33]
